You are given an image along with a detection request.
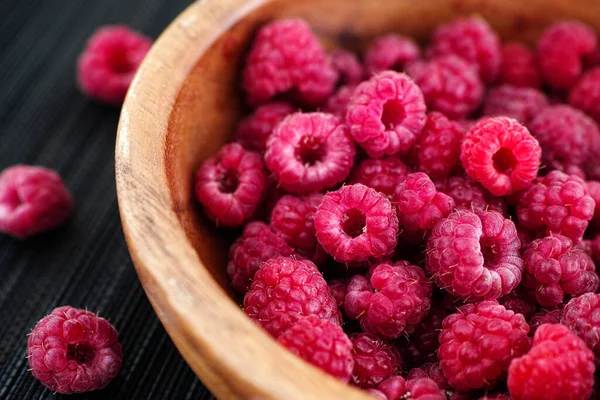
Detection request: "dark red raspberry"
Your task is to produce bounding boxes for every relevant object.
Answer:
[346,71,426,158]
[537,21,597,91]
[408,362,449,390]
[499,291,537,321]
[227,221,294,294]
[426,210,524,301]
[265,112,355,194]
[427,17,502,83]
[589,235,600,263]
[528,307,563,336]
[27,306,122,394]
[324,84,355,118]
[77,26,151,105]
[407,307,446,365]
[368,376,445,400]
[349,157,410,198]
[277,315,353,382]
[314,184,398,264]
[479,395,510,400]
[436,174,507,215]
[195,143,267,227]
[508,324,595,400]
[242,19,336,107]
[408,55,484,120]
[585,142,600,181]
[482,85,548,125]
[569,66,600,124]
[328,278,349,309]
[499,42,542,88]
[562,293,600,358]
[364,34,421,75]
[349,332,402,388]
[243,257,340,337]
[234,102,294,153]
[587,180,600,230]
[438,301,531,392]
[330,49,364,85]
[0,165,72,239]
[344,261,432,339]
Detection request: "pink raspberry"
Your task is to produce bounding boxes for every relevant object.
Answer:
[368,376,445,400]
[537,21,597,91]
[436,174,507,215]
[528,307,563,336]
[569,66,600,124]
[243,257,340,337]
[324,84,356,118]
[562,293,600,358]
[0,165,72,239]
[482,85,549,125]
[438,301,531,392]
[227,221,294,294]
[242,19,336,107]
[195,143,267,227]
[407,55,484,119]
[427,17,501,83]
[426,210,524,301]
[330,49,364,85]
[314,184,398,264]
[460,117,541,196]
[346,71,426,158]
[348,157,410,198]
[344,261,432,339]
[364,34,421,75]
[27,306,122,394]
[522,234,599,307]
[499,42,542,88]
[77,26,151,105]
[265,112,355,194]
[328,278,349,309]
[349,332,402,388]
[277,315,353,382]
[508,324,595,400]
[234,102,294,153]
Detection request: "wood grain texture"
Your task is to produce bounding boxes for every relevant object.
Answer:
[116,0,600,398]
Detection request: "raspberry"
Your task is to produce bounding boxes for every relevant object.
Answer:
[348,157,410,198]
[330,49,364,85]
[349,332,402,388]
[589,235,600,263]
[324,84,356,118]
[516,171,595,243]
[522,234,599,307]
[438,301,531,392]
[234,102,295,153]
[569,66,600,124]
[407,55,484,119]
[27,306,122,394]
[265,112,355,194]
[243,257,340,337]
[242,19,336,107]
[562,293,600,358]
[314,184,398,264]
[368,376,445,400]
[346,71,426,158]
[344,261,432,339]
[482,85,548,125]
[195,143,267,227]
[460,117,541,196]
[407,307,447,365]
[427,17,502,83]
[508,324,595,400]
[77,26,151,105]
[479,395,510,400]
[0,165,72,239]
[587,180,600,229]
[537,21,597,91]
[528,307,563,336]
[277,315,353,382]
[408,362,449,390]
[227,222,294,294]
[499,42,542,88]
[328,278,349,309]
[436,174,507,215]
[364,34,421,75]
[499,291,537,321]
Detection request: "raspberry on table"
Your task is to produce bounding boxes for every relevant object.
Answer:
[569,66,600,124]
[324,84,356,118]
[0,165,73,239]
[195,143,267,227]
[562,293,600,359]
[460,117,541,196]
[27,306,122,394]
[482,85,549,125]
[328,278,349,309]
[348,156,410,198]
[330,49,365,85]
[346,71,426,158]
[499,42,542,88]
[242,19,336,107]
[367,376,445,400]
[349,332,402,388]
[277,315,354,382]
[508,323,595,400]
[314,184,398,264]
[234,102,295,153]
[528,307,563,336]
[436,174,507,215]
[77,25,151,105]
[363,34,421,75]
[265,112,355,194]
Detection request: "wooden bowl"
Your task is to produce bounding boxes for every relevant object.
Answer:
[115,0,600,398]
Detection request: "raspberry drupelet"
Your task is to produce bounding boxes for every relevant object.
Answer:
[346,71,426,158]
[562,293,600,358]
[265,112,355,194]
[508,324,595,400]
[363,34,421,75]
[234,102,295,153]
[330,49,364,85]
[348,156,410,198]
[436,174,507,215]
[349,332,402,389]
[324,84,356,118]
[27,306,122,394]
[569,66,600,124]
[368,376,445,400]
[482,85,549,125]
[499,42,542,88]
[528,307,563,336]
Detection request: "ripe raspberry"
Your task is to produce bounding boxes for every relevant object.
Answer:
[436,174,507,215]
[344,261,432,339]
[27,306,122,394]
[537,21,597,91]
[569,66,600,124]
[427,17,501,83]
[585,142,600,181]
[508,323,595,400]
[330,49,364,85]
[479,395,510,400]
[587,180,600,229]
[348,157,410,198]
[407,55,484,119]
[368,376,445,400]
[314,184,398,264]
[277,315,353,382]
[499,42,542,88]
[364,34,421,75]
[402,307,446,366]
[243,257,340,337]
[227,222,294,294]
[528,307,563,336]
[195,143,267,227]
[0,165,72,239]
[77,26,151,105]
[408,362,449,390]
[438,301,531,392]
[482,85,548,125]
[460,117,541,196]
[234,102,294,153]
[349,332,402,388]
[346,71,426,158]
[328,278,349,309]
[562,293,600,359]
[324,84,356,118]
[265,112,355,194]
[589,235,600,263]
[499,291,537,320]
